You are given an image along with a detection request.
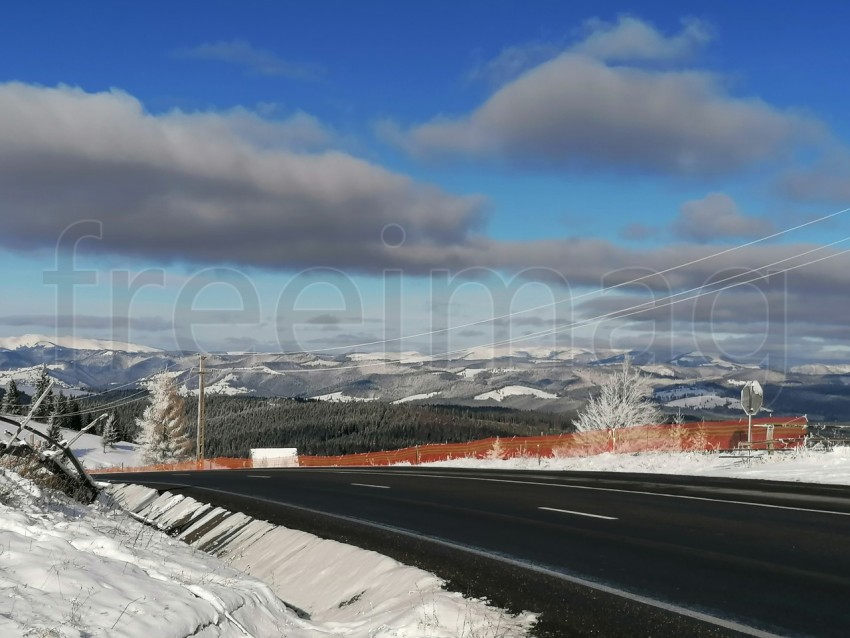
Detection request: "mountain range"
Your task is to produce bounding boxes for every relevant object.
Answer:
[1,334,849,421]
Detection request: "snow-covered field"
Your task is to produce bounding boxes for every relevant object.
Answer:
[392,391,440,404]
[473,385,557,401]
[310,391,377,403]
[6,421,142,470]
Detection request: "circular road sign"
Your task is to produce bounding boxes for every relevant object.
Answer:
[741,381,764,416]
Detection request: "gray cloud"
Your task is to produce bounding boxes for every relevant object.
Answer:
[0,83,486,274]
[391,19,819,176]
[671,193,774,242]
[177,40,319,79]
[779,153,850,203]
[620,223,658,241]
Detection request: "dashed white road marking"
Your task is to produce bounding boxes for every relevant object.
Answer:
[539,506,617,520]
[351,483,390,489]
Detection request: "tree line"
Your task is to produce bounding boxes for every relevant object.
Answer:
[1,367,91,430]
[77,390,574,458]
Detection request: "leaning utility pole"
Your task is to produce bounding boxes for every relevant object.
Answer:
[197,354,207,464]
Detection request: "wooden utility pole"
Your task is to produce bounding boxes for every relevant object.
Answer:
[197,354,207,464]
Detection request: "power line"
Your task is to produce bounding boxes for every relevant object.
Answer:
[281,205,850,355]
[275,239,850,373]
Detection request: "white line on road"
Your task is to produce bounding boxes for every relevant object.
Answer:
[173,473,191,476]
[329,469,850,517]
[246,475,271,478]
[539,506,617,520]
[351,483,390,489]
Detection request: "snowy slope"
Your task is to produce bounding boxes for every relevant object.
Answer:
[3,418,142,470]
[474,385,558,401]
[311,391,377,403]
[0,472,314,637]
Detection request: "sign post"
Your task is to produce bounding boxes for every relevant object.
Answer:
[741,381,764,446]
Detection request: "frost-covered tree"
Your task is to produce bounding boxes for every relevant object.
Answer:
[33,365,53,420]
[574,356,661,432]
[136,372,192,464]
[2,380,21,415]
[101,412,119,452]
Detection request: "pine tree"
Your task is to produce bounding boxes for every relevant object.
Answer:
[67,399,82,431]
[33,365,53,420]
[56,393,70,428]
[101,412,119,452]
[136,372,192,464]
[45,412,62,447]
[52,392,67,431]
[2,380,21,415]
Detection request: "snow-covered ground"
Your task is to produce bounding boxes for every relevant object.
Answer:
[0,466,535,637]
[422,447,850,485]
[392,391,440,404]
[108,484,534,638]
[474,385,558,401]
[310,391,377,403]
[5,421,142,470]
[0,471,313,637]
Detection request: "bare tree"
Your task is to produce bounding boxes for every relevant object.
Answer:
[574,356,661,432]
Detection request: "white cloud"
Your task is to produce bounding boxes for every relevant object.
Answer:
[177,40,319,79]
[574,16,712,63]
[395,17,820,176]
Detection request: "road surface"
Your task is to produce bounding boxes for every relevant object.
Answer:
[94,467,850,637]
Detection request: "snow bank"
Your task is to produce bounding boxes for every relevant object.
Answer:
[0,470,314,638]
[107,484,535,637]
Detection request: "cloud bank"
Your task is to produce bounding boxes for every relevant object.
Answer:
[0,83,486,273]
[390,17,820,176]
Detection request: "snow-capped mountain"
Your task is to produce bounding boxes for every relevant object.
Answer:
[0,336,848,419]
[0,334,161,353]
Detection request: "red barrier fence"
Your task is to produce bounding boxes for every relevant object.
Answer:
[95,416,807,473]
[94,456,252,473]
[297,416,808,467]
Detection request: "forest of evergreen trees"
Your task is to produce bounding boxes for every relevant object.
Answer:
[77,391,576,458]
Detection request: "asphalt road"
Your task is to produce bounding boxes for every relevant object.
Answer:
[93,467,850,637]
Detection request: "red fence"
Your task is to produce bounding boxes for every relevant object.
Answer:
[95,416,807,473]
[297,416,808,467]
[94,456,252,473]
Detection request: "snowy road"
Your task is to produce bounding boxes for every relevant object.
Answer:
[94,467,850,637]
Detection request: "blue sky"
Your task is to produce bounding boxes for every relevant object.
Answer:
[2,1,850,364]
